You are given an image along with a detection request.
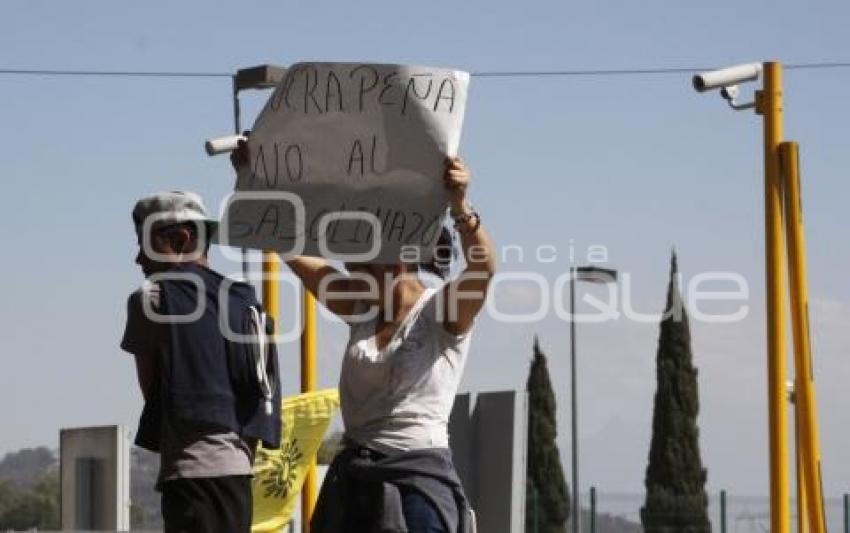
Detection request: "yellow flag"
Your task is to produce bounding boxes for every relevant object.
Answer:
[251,388,340,533]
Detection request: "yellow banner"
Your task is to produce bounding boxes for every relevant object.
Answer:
[251,389,339,533]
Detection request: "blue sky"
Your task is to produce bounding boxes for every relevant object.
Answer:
[2,0,849,504]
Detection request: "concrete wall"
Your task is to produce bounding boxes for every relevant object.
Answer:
[450,390,528,533]
[60,425,131,531]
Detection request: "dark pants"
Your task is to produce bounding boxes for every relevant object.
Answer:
[345,480,446,533]
[161,475,252,533]
[401,487,448,533]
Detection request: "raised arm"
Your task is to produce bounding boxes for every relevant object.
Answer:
[284,256,358,317]
[442,158,496,335]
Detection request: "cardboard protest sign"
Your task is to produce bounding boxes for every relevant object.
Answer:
[220,62,470,263]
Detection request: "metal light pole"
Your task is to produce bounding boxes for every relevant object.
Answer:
[589,486,597,533]
[231,65,319,532]
[844,494,849,533]
[232,65,287,298]
[231,75,247,278]
[569,265,617,533]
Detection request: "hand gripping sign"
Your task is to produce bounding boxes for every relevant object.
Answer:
[219,62,470,263]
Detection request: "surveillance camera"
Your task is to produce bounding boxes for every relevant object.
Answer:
[720,85,739,101]
[692,62,762,92]
[204,134,247,156]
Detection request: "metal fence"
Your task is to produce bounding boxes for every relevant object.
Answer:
[542,489,850,532]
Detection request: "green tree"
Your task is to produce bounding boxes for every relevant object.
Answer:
[640,253,710,532]
[0,480,17,519]
[526,336,570,533]
[0,468,60,530]
[130,503,147,529]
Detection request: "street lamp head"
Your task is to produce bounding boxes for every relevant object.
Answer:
[206,64,288,157]
[234,64,286,92]
[574,265,618,284]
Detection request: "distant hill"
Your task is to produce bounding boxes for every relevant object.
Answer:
[0,447,60,529]
[581,508,643,533]
[0,446,56,489]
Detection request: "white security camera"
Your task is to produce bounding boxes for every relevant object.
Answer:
[204,134,247,156]
[692,62,762,92]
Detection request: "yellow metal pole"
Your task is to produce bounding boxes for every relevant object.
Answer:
[756,61,790,533]
[301,287,318,533]
[262,251,280,331]
[796,398,809,533]
[262,250,280,466]
[261,250,281,518]
[780,141,826,533]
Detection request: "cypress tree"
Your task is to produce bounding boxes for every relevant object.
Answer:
[640,252,711,532]
[526,336,570,533]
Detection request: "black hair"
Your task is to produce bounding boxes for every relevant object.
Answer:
[418,225,456,279]
[157,221,214,255]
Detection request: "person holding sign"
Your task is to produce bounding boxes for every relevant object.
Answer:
[231,143,494,533]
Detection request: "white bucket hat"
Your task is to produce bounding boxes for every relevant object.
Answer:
[132,190,218,238]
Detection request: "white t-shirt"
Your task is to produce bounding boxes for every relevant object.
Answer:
[339,287,472,453]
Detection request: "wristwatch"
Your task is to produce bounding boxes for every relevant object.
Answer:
[452,207,481,234]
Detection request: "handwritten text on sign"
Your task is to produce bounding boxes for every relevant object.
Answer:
[221,62,470,262]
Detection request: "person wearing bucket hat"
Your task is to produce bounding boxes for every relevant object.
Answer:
[121,190,281,533]
[130,191,217,275]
